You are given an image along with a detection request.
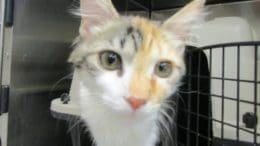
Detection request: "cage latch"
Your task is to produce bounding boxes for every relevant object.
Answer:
[243,112,258,129]
[0,85,9,115]
[60,93,70,104]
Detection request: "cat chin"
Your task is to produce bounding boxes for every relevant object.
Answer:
[80,98,160,146]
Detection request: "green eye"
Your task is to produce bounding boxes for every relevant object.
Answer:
[154,61,172,78]
[99,51,121,70]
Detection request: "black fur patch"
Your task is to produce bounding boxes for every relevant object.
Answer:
[131,34,138,51]
[127,27,134,35]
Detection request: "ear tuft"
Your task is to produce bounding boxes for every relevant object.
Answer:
[78,0,119,37]
[162,0,206,40]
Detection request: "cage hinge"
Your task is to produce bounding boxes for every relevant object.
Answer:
[4,0,14,27]
[0,85,9,115]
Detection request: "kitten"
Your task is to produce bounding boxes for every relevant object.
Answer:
[69,0,205,146]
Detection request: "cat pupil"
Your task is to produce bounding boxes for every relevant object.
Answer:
[107,53,117,64]
[159,63,167,71]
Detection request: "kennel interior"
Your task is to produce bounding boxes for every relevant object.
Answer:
[0,0,260,146]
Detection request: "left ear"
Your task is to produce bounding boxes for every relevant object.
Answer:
[79,0,119,37]
[162,0,206,40]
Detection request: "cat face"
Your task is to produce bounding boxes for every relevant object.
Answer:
[69,0,205,115]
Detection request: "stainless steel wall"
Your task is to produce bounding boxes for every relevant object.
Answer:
[8,0,79,146]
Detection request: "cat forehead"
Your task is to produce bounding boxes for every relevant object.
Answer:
[80,16,183,64]
[93,16,174,53]
[93,17,159,42]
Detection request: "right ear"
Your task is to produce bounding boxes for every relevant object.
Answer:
[79,0,119,37]
[162,0,206,41]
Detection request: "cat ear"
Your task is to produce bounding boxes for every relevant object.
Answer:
[79,0,119,37]
[162,0,206,40]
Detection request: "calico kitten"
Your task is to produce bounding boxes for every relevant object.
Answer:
[69,0,205,146]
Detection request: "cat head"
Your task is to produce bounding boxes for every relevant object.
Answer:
[69,0,205,116]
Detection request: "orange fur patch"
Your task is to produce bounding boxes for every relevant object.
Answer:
[128,17,167,103]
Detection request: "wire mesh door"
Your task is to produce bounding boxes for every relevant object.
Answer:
[178,42,260,146]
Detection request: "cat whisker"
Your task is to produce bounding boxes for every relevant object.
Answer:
[161,103,175,111]
[178,90,199,94]
[49,72,73,97]
[176,89,203,108]
[163,99,176,107]
[129,0,149,11]
[160,103,175,121]
[174,93,187,108]
[161,101,176,114]
[67,118,84,133]
[81,98,105,107]
[159,110,174,125]
[85,93,102,97]
[159,102,176,146]
[157,114,174,146]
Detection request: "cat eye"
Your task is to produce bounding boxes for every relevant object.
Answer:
[99,51,122,70]
[154,61,172,78]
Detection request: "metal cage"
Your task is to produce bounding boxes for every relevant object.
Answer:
[2,0,259,146]
[178,42,260,146]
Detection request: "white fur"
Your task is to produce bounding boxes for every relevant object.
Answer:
[78,66,161,146]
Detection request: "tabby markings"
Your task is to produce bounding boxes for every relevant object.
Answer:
[119,26,143,51]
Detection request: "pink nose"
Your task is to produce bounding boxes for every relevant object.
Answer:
[126,96,146,110]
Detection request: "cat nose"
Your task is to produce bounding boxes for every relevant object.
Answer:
[126,96,146,110]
